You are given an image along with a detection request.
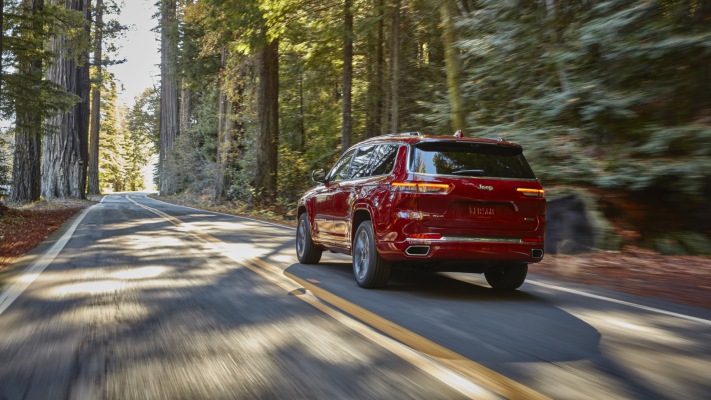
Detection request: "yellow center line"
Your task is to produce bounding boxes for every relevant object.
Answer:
[127,195,550,400]
[286,272,550,400]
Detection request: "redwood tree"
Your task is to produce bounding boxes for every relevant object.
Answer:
[158,0,179,195]
[42,0,91,199]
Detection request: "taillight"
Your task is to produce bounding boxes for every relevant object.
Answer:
[392,182,452,194]
[517,188,545,198]
[522,237,543,243]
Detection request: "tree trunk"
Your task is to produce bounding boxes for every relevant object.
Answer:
[214,47,229,201]
[1,0,4,99]
[440,0,466,132]
[374,0,384,136]
[341,0,353,151]
[254,37,279,204]
[389,0,400,133]
[42,0,90,200]
[159,0,179,195]
[87,0,103,195]
[10,0,44,203]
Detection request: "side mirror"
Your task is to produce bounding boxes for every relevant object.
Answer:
[311,169,327,183]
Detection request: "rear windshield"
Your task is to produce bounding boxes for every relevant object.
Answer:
[410,141,536,179]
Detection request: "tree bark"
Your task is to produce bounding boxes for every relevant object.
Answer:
[87,0,103,195]
[1,0,4,99]
[159,0,179,195]
[389,0,400,133]
[214,47,229,201]
[374,0,384,136]
[440,0,466,131]
[10,0,44,203]
[341,0,353,151]
[254,37,279,204]
[42,0,90,200]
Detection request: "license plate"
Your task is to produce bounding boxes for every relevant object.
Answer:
[470,205,495,218]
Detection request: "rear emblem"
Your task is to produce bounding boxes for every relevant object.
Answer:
[477,184,494,191]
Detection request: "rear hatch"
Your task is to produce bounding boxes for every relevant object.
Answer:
[406,140,545,233]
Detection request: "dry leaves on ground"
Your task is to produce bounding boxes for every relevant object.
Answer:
[0,201,90,270]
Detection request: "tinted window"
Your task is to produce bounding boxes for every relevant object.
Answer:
[410,142,535,179]
[329,149,356,182]
[369,144,399,176]
[350,145,377,179]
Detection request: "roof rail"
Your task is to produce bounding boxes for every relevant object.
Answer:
[378,131,421,137]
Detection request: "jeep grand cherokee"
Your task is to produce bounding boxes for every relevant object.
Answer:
[296,132,546,290]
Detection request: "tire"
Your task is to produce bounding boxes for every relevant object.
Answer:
[296,213,322,264]
[484,263,528,290]
[352,221,391,288]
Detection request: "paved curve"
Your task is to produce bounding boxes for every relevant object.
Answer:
[1,193,710,399]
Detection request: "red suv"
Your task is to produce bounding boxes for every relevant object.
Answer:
[296,132,546,290]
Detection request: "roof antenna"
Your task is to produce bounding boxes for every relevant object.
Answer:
[454,130,463,139]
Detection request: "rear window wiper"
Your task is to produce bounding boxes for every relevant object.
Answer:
[450,169,485,176]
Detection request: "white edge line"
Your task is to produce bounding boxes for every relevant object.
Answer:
[0,206,93,316]
[527,279,711,326]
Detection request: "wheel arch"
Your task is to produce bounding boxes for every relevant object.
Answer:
[351,208,372,247]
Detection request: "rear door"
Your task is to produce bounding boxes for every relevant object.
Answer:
[409,141,545,234]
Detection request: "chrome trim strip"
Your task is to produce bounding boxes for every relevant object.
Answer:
[406,236,528,244]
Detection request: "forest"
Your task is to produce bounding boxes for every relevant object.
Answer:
[1,0,710,255]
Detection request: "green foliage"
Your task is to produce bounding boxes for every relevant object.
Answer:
[98,78,155,191]
[453,0,711,198]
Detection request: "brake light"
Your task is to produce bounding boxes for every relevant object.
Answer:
[517,188,545,198]
[408,233,443,240]
[392,182,452,193]
[522,237,543,243]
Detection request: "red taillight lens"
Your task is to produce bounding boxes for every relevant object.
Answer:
[517,188,545,198]
[408,233,443,240]
[392,182,452,194]
[522,237,543,243]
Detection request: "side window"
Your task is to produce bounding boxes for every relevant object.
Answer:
[350,145,378,179]
[328,149,356,182]
[370,144,399,176]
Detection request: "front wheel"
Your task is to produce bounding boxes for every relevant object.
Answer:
[352,221,391,288]
[484,263,528,290]
[296,213,322,264]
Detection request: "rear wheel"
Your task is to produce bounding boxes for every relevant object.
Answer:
[296,213,322,264]
[485,263,528,290]
[352,221,391,288]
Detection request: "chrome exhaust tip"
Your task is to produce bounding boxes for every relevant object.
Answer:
[405,245,430,257]
[531,249,544,259]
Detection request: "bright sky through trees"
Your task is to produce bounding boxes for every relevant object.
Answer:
[110,0,159,107]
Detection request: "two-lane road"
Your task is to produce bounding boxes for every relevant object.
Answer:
[1,193,710,399]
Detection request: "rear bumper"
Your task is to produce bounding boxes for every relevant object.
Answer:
[377,236,544,263]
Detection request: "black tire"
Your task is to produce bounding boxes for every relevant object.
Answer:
[352,221,391,288]
[296,213,322,264]
[484,263,528,290]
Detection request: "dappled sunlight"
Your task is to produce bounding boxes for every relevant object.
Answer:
[53,280,126,296]
[109,266,169,280]
[220,243,268,261]
[571,310,698,348]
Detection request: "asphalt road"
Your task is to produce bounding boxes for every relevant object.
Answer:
[1,193,710,399]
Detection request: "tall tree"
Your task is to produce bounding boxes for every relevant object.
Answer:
[159,0,179,195]
[87,0,103,195]
[254,35,279,203]
[389,0,400,133]
[440,0,465,132]
[340,0,353,150]
[10,0,44,203]
[42,0,91,199]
